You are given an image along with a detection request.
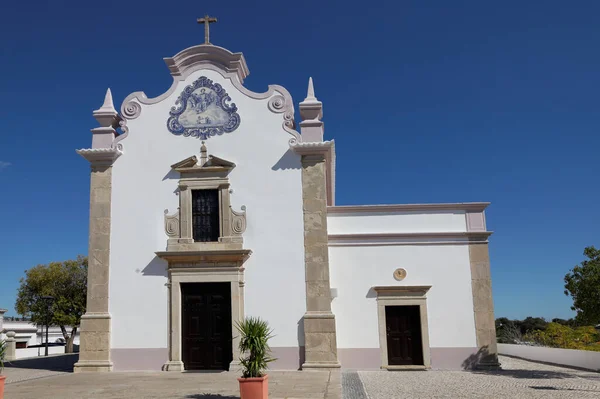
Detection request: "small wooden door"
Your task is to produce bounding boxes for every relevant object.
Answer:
[182,283,232,370]
[385,305,424,366]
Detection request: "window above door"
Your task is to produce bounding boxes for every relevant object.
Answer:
[162,145,247,252]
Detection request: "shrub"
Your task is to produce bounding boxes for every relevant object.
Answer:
[235,317,276,378]
[497,323,523,344]
[524,322,600,350]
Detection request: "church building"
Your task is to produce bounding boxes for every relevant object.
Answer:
[74,18,499,373]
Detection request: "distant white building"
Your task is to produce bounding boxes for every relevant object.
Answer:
[0,311,80,348]
[74,23,499,373]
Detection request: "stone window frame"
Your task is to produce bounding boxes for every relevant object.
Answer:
[178,177,237,244]
[164,154,247,251]
[374,285,432,370]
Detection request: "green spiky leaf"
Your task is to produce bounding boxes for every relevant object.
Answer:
[235,317,276,378]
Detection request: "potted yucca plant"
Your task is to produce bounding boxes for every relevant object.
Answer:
[236,317,275,399]
[0,339,6,399]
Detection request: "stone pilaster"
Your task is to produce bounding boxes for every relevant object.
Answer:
[74,164,114,373]
[163,279,184,371]
[469,243,500,369]
[301,154,340,370]
[74,89,121,373]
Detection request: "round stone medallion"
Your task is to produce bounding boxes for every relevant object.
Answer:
[393,268,407,281]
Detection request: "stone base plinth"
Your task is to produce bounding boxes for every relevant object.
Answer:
[302,361,341,370]
[76,313,112,373]
[303,313,340,370]
[229,360,243,374]
[476,357,502,371]
[74,360,113,373]
[162,360,185,372]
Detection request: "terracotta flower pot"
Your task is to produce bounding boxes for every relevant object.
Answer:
[0,375,5,399]
[238,374,268,399]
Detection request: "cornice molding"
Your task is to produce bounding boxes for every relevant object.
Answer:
[328,231,493,246]
[289,140,334,154]
[373,285,432,296]
[155,249,252,263]
[76,147,123,165]
[327,202,490,214]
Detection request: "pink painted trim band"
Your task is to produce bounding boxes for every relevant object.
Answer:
[327,202,490,214]
[328,231,492,246]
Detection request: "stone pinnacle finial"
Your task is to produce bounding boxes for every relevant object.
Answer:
[200,141,208,165]
[99,88,116,113]
[299,77,324,142]
[93,88,119,128]
[306,77,317,101]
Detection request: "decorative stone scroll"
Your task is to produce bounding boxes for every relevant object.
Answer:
[267,94,296,143]
[122,101,142,120]
[230,205,246,235]
[164,209,180,238]
[230,205,247,238]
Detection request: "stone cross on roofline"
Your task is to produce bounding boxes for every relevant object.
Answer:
[197,14,217,45]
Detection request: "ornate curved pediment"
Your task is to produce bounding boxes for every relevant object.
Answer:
[117,45,301,150]
[164,44,249,83]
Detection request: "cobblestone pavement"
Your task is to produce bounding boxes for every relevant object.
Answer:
[2,352,76,384]
[348,355,600,398]
[5,355,600,398]
[3,366,68,384]
[4,369,341,399]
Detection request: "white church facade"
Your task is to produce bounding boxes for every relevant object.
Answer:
[74,31,499,372]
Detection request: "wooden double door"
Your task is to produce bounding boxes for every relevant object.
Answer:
[385,305,424,366]
[182,282,232,370]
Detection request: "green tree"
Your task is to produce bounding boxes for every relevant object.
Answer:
[15,256,87,353]
[564,246,600,325]
[551,318,576,327]
[518,317,548,334]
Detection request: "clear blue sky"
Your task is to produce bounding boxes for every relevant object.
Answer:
[0,1,598,321]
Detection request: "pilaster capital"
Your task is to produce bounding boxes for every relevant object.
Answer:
[76,147,123,166]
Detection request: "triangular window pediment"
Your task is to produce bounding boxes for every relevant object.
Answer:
[171,148,235,177]
[170,156,199,169]
[204,155,235,168]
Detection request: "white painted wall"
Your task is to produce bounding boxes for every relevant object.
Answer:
[329,213,477,349]
[109,68,306,349]
[499,344,600,372]
[15,345,66,359]
[328,211,467,235]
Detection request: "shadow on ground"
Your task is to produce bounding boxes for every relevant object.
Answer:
[472,368,578,379]
[5,353,78,372]
[185,395,239,399]
[530,386,600,393]
[463,347,583,380]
